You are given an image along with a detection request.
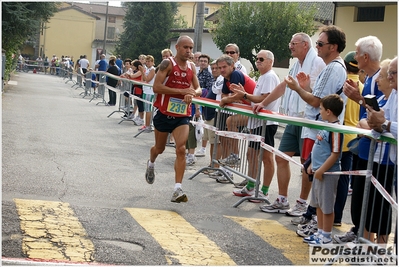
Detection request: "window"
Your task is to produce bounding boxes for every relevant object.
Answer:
[204,7,209,14]
[107,27,115,39]
[108,16,116,23]
[356,6,385,22]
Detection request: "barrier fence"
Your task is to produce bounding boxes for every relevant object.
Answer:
[189,97,397,263]
[21,68,398,259]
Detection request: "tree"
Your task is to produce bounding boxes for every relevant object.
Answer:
[115,2,180,65]
[211,2,317,70]
[2,2,58,79]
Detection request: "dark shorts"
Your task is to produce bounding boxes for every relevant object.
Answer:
[249,125,278,150]
[153,109,190,133]
[278,124,303,156]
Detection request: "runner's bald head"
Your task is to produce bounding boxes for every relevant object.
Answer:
[176,35,193,45]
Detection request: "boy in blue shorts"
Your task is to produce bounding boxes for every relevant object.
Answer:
[303,94,344,245]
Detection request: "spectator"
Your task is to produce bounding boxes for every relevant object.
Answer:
[278,26,347,240]
[106,58,120,106]
[230,50,281,202]
[336,35,384,244]
[79,55,90,74]
[359,58,395,244]
[116,55,124,71]
[130,60,145,126]
[210,55,256,182]
[138,55,156,133]
[224,43,247,74]
[193,51,202,74]
[252,32,325,219]
[161,49,173,60]
[302,94,344,246]
[200,60,223,174]
[193,54,213,158]
[333,51,364,227]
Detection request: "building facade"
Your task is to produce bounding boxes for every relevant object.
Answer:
[333,2,397,60]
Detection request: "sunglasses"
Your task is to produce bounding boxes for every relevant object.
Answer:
[256,57,265,62]
[316,41,331,47]
[225,51,236,55]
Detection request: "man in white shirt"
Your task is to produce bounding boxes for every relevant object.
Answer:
[79,55,90,74]
[253,32,326,217]
[229,50,281,202]
[224,43,247,74]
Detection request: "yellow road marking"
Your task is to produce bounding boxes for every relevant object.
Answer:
[226,216,309,265]
[125,208,236,266]
[14,199,94,262]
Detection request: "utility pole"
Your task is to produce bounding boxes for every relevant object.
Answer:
[193,2,205,52]
[102,2,109,55]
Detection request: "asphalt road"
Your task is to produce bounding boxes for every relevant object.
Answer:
[2,72,353,266]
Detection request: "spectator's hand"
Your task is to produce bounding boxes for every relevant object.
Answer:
[253,103,264,114]
[343,79,361,103]
[314,169,323,181]
[366,105,386,132]
[284,75,300,91]
[306,164,313,175]
[229,83,245,99]
[296,72,310,91]
[219,97,228,108]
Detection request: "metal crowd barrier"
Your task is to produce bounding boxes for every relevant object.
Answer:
[82,71,156,137]
[189,98,397,248]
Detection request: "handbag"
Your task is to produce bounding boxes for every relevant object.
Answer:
[195,116,204,142]
[347,136,361,155]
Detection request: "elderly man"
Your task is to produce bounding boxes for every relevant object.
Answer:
[334,36,384,244]
[253,32,325,218]
[224,43,247,74]
[228,50,281,202]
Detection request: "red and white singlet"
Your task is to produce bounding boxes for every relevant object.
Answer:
[153,57,194,117]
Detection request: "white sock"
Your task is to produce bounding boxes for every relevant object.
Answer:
[298,198,307,204]
[174,183,182,191]
[322,231,332,239]
[148,161,155,167]
[278,195,288,203]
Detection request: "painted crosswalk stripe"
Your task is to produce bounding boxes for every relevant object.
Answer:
[14,199,95,262]
[226,216,309,265]
[125,208,236,266]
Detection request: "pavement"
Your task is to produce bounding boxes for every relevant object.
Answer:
[2,71,355,266]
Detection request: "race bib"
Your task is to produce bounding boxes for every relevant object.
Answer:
[167,97,188,115]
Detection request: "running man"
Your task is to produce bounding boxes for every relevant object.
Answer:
[145,35,202,203]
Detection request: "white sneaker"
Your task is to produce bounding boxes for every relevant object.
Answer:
[133,116,144,126]
[285,200,308,217]
[195,148,206,157]
[186,154,196,166]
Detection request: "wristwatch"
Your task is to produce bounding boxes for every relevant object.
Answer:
[381,120,390,131]
[243,93,247,100]
[358,99,363,105]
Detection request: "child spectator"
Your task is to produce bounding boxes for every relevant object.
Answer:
[303,94,344,245]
